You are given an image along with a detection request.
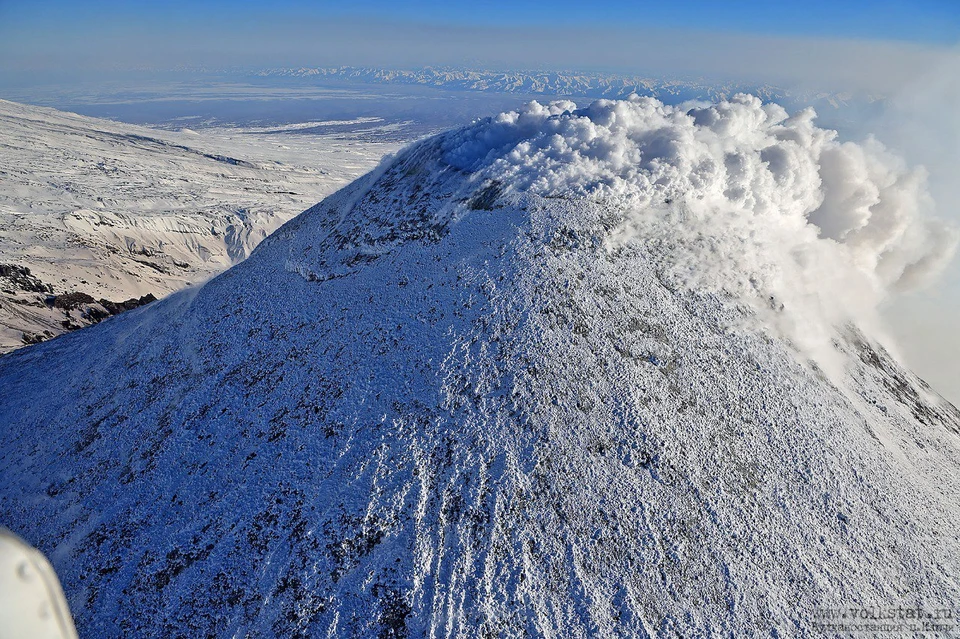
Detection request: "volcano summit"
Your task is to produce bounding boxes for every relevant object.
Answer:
[1,95,959,637]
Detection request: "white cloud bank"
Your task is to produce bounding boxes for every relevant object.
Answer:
[441,95,958,373]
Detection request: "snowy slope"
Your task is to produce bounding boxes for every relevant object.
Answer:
[1,96,959,637]
[0,99,400,352]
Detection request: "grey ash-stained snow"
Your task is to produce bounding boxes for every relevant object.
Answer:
[1,96,959,637]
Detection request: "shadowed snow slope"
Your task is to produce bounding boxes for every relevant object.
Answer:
[1,96,959,637]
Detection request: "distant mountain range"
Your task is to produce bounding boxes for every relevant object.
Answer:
[252,66,879,113]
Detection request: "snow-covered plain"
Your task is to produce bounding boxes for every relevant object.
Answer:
[0,99,402,351]
[1,95,958,636]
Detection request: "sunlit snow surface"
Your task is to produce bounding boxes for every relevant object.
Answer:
[0,99,402,351]
[1,97,959,637]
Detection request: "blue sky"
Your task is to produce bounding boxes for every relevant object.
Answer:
[2,0,958,43]
[273,0,960,42]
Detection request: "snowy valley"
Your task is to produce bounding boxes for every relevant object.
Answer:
[0,99,402,351]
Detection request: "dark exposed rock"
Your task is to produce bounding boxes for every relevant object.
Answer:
[21,330,54,346]
[52,292,96,310]
[848,328,960,434]
[467,180,503,211]
[98,294,158,316]
[48,291,157,318]
[0,264,54,294]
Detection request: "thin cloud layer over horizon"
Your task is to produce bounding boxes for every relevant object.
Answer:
[1,14,957,96]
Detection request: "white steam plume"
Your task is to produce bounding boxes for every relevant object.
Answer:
[441,95,958,371]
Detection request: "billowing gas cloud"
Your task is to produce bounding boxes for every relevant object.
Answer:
[441,94,958,369]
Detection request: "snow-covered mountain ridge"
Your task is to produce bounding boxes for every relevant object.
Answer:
[0,96,958,637]
[255,65,869,110]
[285,95,954,374]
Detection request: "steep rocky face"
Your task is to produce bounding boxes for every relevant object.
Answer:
[1,97,958,637]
